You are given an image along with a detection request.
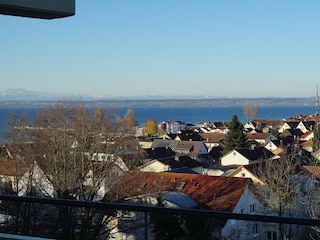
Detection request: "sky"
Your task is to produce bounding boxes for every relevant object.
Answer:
[1,1,320,99]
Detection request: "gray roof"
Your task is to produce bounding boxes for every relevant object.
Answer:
[151,139,180,149]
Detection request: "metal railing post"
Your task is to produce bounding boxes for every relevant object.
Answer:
[144,211,148,240]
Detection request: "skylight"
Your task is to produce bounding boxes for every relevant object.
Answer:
[138,183,146,191]
[175,181,186,190]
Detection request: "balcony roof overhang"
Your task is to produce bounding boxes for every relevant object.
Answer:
[0,0,75,19]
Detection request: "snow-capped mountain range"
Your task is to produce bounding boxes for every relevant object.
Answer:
[0,88,93,101]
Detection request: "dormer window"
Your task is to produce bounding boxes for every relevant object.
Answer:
[176,181,186,190]
[138,183,146,191]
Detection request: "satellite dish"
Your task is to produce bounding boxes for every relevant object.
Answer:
[0,0,75,19]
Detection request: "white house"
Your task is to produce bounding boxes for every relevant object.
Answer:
[84,156,129,201]
[220,146,276,166]
[138,159,170,172]
[0,158,55,198]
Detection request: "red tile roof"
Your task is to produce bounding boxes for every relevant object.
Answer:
[0,157,28,176]
[303,165,320,179]
[246,132,271,140]
[200,133,225,143]
[300,140,313,147]
[105,171,251,212]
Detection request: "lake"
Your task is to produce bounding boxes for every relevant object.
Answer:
[0,105,316,130]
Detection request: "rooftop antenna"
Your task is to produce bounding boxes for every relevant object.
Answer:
[316,84,319,116]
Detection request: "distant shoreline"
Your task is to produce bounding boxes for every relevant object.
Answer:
[0,97,316,109]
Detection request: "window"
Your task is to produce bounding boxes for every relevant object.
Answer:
[267,231,277,240]
[176,181,186,190]
[249,204,255,213]
[138,182,146,191]
[252,224,258,236]
[241,172,245,177]
[120,210,134,220]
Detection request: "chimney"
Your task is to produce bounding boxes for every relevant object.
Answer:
[250,144,255,150]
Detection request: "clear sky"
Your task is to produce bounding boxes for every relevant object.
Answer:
[1,1,320,99]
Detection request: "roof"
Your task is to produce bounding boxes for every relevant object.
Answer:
[159,191,199,208]
[234,146,275,161]
[272,147,284,155]
[246,133,272,140]
[285,121,300,128]
[303,165,320,179]
[227,159,279,184]
[160,156,203,169]
[144,147,175,160]
[301,131,313,140]
[0,157,28,177]
[104,171,251,212]
[177,130,204,141]
[252,119,284,127]
[279,129,304,138]
[300,140,313,148]
[300,121,316,129]
[151,139,180,149]
[200,133,225,143]
[166,167,198,174]
[175,141,206,157]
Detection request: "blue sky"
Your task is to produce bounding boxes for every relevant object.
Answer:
[1,1,319,98]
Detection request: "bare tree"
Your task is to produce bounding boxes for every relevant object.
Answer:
[253,147,307,239]
[2,102,130,239]
[243,104,259,122]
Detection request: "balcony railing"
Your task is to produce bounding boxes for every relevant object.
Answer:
[0,194,319,239]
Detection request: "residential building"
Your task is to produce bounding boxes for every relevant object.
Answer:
[174,140,208,162]
[220,146,276,167]
[104,171,265,240]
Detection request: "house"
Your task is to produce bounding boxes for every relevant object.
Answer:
[200,132,225,151]
[84,156,129,201]
[244,122,259,133]
[300,140,313,153]
[138,156,203,174]
[278,121,315,134]
[143,147,175,162]
[303,165,320,181]
[296,121,316,133]
[138,159,170,172]
[264,140,279,152]
[160,121,186,134]
[174,130,204,141]
[136,138,153,149]
[228,159,312,239]
[220,146,276,167]
[301,131,314,141]
[279,129,304,143]
[278,121,299,133]
[227,163,267,185]
[174,141,208,162]
[0,158,55,198]
[246,132,277,145]
[104,171,266,240]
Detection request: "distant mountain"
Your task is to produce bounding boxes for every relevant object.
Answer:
[0,88,316,108]
[0,88,93,101]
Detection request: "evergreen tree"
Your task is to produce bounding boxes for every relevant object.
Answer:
[223,114,248,154]
[313,121,320,152]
